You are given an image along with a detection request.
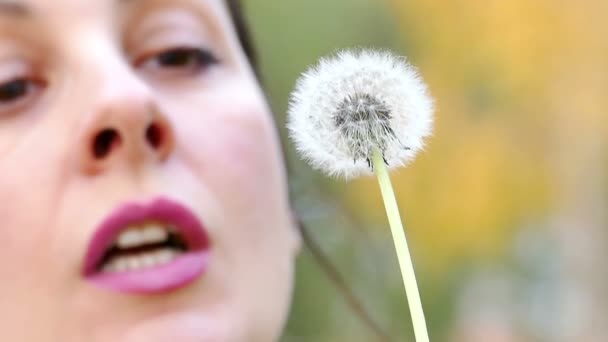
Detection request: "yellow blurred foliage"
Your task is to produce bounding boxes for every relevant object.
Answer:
[344,0,608,274]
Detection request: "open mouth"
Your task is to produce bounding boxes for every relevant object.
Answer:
[98,223,189,273]
[83,197,210,294]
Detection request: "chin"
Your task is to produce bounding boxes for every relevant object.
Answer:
[115,312,246,342]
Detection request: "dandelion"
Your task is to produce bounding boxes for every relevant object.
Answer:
[288,48,433,179]
[287,48,434,342]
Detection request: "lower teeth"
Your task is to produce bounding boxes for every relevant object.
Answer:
[102,248,182,273]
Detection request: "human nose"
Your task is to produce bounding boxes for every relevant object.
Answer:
[75,65,175,175]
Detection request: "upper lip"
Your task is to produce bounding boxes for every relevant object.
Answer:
[82,197,210,276]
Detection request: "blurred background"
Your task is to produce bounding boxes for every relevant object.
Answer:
[244,0,608,341]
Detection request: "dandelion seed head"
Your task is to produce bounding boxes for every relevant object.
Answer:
[287,48,434,179]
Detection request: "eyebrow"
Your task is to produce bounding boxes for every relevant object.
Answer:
[0,0,138,17]
[0,1,31,17]
[119,0,144,5]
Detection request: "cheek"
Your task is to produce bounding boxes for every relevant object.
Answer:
[175,98,288,221]
[174,99,297,330]
[208,118,279,201]
[0,127,71,329]
[175,97,296,256]
[0,137,61,260]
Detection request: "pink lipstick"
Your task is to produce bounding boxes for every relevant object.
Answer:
[82,197,210,294]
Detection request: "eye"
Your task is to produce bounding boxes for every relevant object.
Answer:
[0,77,43,114]
[0,78,28,101]
[138,47,219,78]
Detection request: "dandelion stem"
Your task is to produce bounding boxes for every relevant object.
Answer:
[372,149,429,342]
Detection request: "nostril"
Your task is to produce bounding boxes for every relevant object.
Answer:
[93,128,121,159]
[145,123,164,150]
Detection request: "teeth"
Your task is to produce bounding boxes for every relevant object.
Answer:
[102,248,182,273]
[142,254,156,268]
[114,258,129,272]
[116,224,170,249]
[142,225,169,244]
[127,256,141,270]
[157,249,174,263]
[102,262,115,273]
[117,229,144,249]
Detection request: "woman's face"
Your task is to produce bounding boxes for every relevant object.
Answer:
[0,0,299,340]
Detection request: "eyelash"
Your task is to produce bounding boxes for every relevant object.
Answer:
[138,46,220,76]
[0,76,44,113]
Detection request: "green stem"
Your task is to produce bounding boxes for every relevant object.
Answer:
[372,149,429,342]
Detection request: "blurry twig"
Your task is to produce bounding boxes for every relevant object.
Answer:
[296,215,392,342]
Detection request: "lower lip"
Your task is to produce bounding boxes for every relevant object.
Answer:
[83,197,211,294]
[86,251,210,294]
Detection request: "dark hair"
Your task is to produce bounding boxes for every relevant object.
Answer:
[224,2,391,341]
[225,0,258,75]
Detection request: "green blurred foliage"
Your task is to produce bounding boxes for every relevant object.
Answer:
[246,0,608,341]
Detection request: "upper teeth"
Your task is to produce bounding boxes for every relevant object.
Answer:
[116,224,171,249]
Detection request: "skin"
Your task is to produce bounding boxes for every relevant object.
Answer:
[0,0,300,341]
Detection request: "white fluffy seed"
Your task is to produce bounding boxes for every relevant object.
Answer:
[287,48,434,179]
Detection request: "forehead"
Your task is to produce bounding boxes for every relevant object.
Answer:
[0,0,239,49]
[0,0,227,21]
